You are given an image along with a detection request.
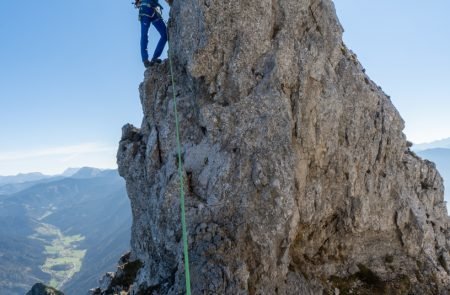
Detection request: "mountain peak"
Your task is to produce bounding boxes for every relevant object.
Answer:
[61,167,81,177]
[70,167,103,179]
[98,0,450,293]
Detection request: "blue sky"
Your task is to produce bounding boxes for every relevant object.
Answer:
[0,1,449,175]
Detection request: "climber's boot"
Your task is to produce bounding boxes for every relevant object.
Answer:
[150,58,162,66]
[143,60,152,68]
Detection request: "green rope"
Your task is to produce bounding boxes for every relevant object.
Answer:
[167,34,192,295]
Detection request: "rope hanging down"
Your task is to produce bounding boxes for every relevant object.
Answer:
[167,32,192,295]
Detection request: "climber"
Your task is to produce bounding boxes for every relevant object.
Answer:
[134,0,169,68]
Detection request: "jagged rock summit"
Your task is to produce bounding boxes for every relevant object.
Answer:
[103,0,450,294]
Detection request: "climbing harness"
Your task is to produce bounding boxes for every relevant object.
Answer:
[167,23,192,295]
[135,0,163,20]
[133,0,162,9]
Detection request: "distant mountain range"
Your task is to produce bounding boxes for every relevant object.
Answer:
[0,172,52,186]
[0,167,131,295]
[413,137,450,151]
[0,168,112,196]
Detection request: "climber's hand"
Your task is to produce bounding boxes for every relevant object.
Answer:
[165,0,173,6]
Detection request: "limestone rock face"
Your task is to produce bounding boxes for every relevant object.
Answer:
[114,0,450,294]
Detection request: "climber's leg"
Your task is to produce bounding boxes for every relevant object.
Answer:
[140,19,151,63]
[151,18,167,61]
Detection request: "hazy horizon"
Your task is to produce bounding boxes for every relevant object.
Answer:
[1,137,449,176]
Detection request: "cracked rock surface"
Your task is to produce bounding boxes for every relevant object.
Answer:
[101,0,450,294]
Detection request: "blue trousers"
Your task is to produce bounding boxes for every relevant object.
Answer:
[140,17,167,62]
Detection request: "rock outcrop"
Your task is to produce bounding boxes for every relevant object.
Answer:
[26,283,64,295]
[102,0,450,294]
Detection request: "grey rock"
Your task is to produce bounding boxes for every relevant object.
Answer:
[26,283,64,295]
[98,272,115,291]
[112,0,450,294]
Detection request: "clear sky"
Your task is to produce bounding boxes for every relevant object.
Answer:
[0,1,449,175]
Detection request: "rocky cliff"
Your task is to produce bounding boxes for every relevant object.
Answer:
[27,283,64,295]
[101,0,450,294]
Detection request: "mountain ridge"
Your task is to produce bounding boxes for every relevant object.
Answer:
[0,172,51,185]
[413,137,450,151]
[0,168,131,294]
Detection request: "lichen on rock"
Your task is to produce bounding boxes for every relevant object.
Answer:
[100,0,450,294]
